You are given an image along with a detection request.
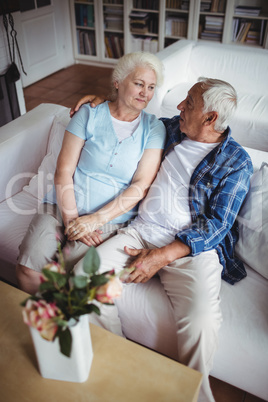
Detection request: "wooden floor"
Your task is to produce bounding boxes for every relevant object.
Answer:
[23,64,265,402]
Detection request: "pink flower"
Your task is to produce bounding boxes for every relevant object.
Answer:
[40,262,66,282]
[22,299,63,341]
[95,276,123,304]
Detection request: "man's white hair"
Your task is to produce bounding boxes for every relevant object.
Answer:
[198,77,238,132]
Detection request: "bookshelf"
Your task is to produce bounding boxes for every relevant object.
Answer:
[70,0,268,67]
[223,0,268,47]
[129,1,161,53]
[196,0,227,42]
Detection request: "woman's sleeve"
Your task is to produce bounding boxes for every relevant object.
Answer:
[66,105,90,140]
[144,115,166,149]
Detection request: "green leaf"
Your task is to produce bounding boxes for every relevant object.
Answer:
[85,303,101,315]
[58,327,72,358]
[53,292,68,303]
[42,269,67,288]
[90,275,109,287]
[72,275,88,289]
[83,247,100,275]
[39,281,57,292]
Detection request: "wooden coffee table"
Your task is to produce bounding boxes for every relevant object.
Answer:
[0,280,202,401]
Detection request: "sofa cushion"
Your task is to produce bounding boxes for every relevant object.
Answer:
[230,93,268,151]
[23,109,70,201]
[0,190,40,267]
[187,42,268,97]
[235,163,268,279]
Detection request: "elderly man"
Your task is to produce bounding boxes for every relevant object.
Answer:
[75,77,253,401]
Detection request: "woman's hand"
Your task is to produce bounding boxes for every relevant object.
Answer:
[70,95,107,117]
[65,215,103,241]
[78,231,104,247]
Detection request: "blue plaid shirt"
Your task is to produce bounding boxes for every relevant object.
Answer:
[161,115,253,284]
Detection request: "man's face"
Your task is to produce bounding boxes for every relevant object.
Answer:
[177,83,206,140]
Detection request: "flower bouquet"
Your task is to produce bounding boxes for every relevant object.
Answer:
[21,244,122,359]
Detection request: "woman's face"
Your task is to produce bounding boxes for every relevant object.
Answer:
[116,66,157,112]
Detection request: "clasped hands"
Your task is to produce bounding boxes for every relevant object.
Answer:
[65,216,103,247]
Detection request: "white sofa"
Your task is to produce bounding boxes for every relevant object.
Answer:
[0,40,268,400]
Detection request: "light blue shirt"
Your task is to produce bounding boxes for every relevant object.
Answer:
[44,102,166,224]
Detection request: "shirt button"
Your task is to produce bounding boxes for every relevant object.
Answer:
[115,153,118,155]
[110,164,113,167]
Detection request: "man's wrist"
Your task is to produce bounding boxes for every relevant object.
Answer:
[161,240,191,265]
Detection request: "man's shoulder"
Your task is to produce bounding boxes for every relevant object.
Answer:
[222,135,253,171]
[160,115,181,128]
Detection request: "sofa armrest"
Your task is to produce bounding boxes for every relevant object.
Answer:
[145,40,195,117]
[0,103,68,203]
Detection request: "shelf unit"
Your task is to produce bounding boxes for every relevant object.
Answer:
[70,0,268,67]
[223,0,268,47]
[70,0,130,65]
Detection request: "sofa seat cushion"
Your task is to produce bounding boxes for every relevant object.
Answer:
[235,163,268,279]
[0,191,40,267]
[212,265,268,397]
[115,265,268,399]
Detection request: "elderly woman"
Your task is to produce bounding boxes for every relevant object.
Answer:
[16,52,166,294]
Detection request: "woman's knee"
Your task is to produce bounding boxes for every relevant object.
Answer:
[16,264,38,281]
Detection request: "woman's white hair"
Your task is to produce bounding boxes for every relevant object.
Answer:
[112,51,164,87]
[198,77,237,132]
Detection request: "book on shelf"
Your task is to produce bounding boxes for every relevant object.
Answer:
[233,19,265,45]
[235,21,252,42]
[129,11,158,35]
[133,0,159,10]
[166,16,187,37]
[105,34,124,59]
[104,16,124,31]
[200,15,224,41]
[131,35,158,53]
[235,6,261,17]
[245,30,260,44]
[105,0,123,4]
[77,30,96,55]
[166,0,187,9]
[200,1,212,12]
[75,4,94,28]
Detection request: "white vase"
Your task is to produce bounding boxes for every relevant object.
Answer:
[30,314,93,382]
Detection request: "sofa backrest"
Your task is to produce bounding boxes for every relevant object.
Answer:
[187,42,268,96]
[146,40,268,152]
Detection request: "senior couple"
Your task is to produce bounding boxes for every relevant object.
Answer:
[16,51,253,402]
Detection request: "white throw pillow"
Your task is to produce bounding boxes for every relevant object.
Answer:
[23,110,70,201]
[235,163,268,279]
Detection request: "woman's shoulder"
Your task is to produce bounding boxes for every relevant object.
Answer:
[79,101,108,116]
[141,110,164,127]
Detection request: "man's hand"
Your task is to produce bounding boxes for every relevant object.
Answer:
[70,95,107,117]
[122,247,167,283]
[122,240,191,284]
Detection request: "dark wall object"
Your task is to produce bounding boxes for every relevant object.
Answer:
[0,0,20,15]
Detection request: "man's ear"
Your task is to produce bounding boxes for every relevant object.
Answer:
[204,112,218,126]
[114,81,119,90]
